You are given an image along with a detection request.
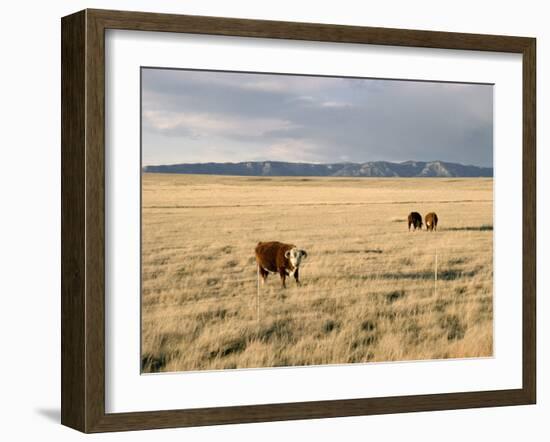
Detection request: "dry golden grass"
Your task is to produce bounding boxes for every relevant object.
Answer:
[141,174,493,373]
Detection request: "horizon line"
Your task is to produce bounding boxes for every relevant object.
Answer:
[142,159,493,169]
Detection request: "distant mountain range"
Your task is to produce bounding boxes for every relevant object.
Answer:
[143,160,493,178]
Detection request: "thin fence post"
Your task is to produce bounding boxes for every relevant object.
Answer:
[434,248,438,297]
[256,265,260,324]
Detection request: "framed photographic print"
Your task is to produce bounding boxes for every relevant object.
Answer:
[61,9,536,433]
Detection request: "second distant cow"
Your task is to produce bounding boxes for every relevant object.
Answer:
[425,212,439,231]
[408,212,423,231]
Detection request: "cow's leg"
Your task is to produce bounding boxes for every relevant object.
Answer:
[279,269,287,288]
[294,268,301,286]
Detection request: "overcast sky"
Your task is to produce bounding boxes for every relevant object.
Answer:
[142,68,493,167]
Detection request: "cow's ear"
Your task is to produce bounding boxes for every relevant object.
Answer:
[284,250,291,259]
[301,250,308,259]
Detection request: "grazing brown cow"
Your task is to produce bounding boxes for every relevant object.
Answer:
[408,212,423,231]
[255,241,308,288]
[425,212,438,231]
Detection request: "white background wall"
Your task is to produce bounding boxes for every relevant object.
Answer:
[0,0,546,440]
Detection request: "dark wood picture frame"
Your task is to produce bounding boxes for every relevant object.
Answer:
[61,8,536,433]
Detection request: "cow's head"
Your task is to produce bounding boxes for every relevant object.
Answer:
[285,247,308,268]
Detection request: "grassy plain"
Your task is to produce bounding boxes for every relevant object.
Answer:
[141,174,493,373]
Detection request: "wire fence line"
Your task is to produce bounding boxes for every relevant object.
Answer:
[143,246,492,326]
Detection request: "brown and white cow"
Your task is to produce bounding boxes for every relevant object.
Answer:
[255,241,308,288]
[425,212,438,231]
[408,212,423,231]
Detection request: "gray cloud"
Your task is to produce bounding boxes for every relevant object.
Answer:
[142,68,493,167]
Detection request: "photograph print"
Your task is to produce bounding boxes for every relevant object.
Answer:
[140,68,493,373]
